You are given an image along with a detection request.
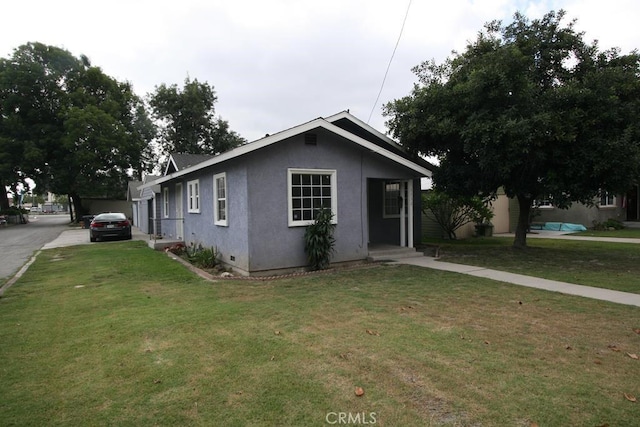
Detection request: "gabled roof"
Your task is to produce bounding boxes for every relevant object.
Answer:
[139,111,433,190]
[127,180,143,201]
[164,153,214,175]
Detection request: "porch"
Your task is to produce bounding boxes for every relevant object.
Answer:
[367,244,423,262]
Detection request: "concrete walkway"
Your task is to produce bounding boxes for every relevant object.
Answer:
[391,255,640,308]
[40,226,147,249]
[495,230,640,244]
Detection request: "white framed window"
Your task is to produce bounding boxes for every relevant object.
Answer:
[163,187,169,218]
[187,179,200,213]
[599,192,616,207]
[287,168,337,226]
[383,181,401,218]
[214,172,227,226]
[534,197,553,209]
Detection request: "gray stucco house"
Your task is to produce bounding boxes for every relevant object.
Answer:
[139,111,433,275]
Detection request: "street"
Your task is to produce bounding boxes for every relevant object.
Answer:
[0,214,71,283]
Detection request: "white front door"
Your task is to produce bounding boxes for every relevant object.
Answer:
[175,183,184,239]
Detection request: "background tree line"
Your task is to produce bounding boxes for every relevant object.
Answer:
[0,42,245,220]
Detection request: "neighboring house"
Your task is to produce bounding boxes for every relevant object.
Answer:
[138,111,434,276]
[81,197,132,218]
[532,188,639,227]
[134,175,161,235]
[421,187,512,239]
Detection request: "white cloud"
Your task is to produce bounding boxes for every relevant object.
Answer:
[1,0,638,141]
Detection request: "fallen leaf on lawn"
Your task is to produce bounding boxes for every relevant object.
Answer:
[530,422,539,427]
[366,329,380,336]
[484,340,490,345]
[355,387,365,396]
[623,393,636,402]
[633,328,640,334]
[627,353,639,360]
[270,355,275,361]
[274,330,281,335]
[565,345,573,350]
[608,344,621,352]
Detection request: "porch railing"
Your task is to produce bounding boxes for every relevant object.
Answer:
[149,217,185,243]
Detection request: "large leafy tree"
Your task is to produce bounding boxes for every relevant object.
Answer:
[148,77,245,159]
[0,42,155,217]
[385,10,640,247]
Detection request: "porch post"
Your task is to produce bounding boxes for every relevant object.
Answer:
[400,181,406,247]
[408,179,414,248]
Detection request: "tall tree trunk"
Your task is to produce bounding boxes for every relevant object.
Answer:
[513,194,532,248]
[0,178,10,210]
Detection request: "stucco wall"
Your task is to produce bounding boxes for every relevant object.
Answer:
[534,202,625,227]
[244,131,370,272]
[166,159,251,273]
[157,128,426,274]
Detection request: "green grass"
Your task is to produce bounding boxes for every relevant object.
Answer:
[573,227,640,238]
[1,241,639,426]
[425,236,640,294]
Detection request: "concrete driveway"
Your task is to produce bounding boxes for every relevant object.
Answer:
[41,225,148,249]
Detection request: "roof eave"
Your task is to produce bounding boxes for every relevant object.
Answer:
[137,117,432,190]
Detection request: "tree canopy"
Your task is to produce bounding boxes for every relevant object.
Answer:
[148,77,245,160]
[0,42,154,216]
[384,10,640,247]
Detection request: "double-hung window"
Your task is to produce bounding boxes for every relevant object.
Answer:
[288,168,337,226]
[187,179,200,213]
[163,187,169,218]
[599,191,615,207]
[214,173,227,226]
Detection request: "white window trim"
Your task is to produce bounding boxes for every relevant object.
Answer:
[599,194,616,208]
[287,168,337,227]
[214,172,228,226]
[163,187,169,218]
[187,179,200,213]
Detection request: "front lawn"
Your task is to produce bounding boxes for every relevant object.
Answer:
[425,236,640,294]
[0,241,639,426]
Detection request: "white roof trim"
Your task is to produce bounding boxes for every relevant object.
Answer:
[139,115,432,190]
[324,110,401,149]
[163,155,178,176]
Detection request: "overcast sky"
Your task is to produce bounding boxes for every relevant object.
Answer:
[2,0,638,142]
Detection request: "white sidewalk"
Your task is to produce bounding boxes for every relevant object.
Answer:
[391,256,640,308]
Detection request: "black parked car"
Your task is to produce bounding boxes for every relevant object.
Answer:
[89,213,132,242]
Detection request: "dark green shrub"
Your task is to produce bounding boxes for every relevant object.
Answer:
[185,243,219,268]
[304,209,336,271]
[422,190,494,240]
[603,218,625,230]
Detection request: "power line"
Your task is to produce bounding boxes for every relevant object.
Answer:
[367,0,412,124]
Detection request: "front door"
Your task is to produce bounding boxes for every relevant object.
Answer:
[175,183,184,239]
[368,179,415,248]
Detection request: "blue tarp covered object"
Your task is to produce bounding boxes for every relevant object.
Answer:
[541,222,587,232]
